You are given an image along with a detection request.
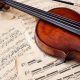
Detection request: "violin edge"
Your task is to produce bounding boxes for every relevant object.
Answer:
[35,32,67,61]
[35,31,80,62]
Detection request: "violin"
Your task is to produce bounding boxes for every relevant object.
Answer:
[0,0,80,62]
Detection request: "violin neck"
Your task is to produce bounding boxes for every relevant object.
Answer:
[4,0,80,36]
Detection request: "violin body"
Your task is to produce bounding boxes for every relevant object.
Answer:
[0,0,80,62]
[35,7,80,61]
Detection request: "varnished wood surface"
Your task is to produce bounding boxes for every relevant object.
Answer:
[35,8,80,61]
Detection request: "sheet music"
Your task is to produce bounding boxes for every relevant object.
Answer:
[0,19,32,80]
[0,0,80,80]
[14,0,80,80]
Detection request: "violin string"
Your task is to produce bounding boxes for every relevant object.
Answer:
[9,0,80,28]
[5,0,80,28]
[15,1,80,29]
[11,0,80,26]
[5,0,79,35]
[37,11,80,29]
[5,0,80,35]
[26,7,80,29]
[15,0,80,29]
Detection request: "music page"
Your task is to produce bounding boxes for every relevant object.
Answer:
[15,0,80,80]
[0,19,31,80]
[0,0,80,80]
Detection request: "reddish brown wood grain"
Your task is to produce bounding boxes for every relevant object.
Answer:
[35,7,80,62]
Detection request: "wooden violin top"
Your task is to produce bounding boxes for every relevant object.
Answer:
[35,8,80,61]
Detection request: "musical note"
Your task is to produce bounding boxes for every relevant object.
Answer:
[0,0,79,80]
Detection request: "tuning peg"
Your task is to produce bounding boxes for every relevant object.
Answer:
[0,1,10,11]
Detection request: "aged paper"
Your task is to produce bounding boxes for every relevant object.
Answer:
[0,20,31,80]
[0,0,80,80]
[15,0,80,80]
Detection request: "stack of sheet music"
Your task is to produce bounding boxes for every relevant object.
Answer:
[0,0,80,80]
